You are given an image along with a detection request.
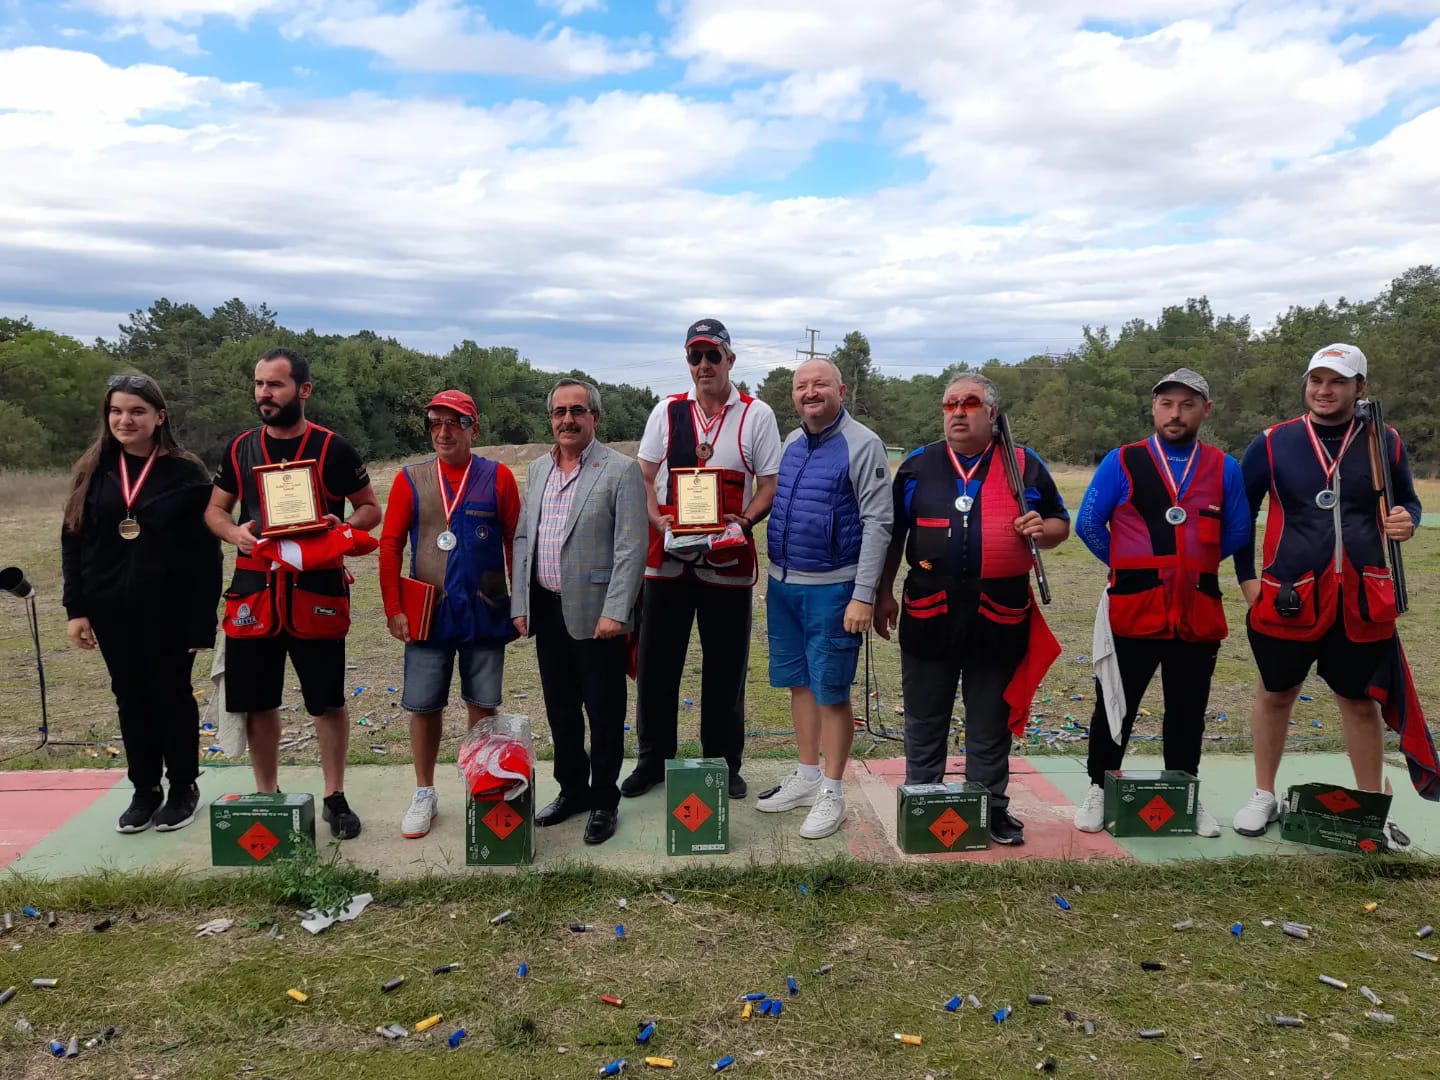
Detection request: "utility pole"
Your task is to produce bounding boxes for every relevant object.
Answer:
[795,327,823,363]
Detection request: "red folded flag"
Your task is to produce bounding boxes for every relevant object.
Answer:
[254,523,379,571]
[1003,595,1062,738]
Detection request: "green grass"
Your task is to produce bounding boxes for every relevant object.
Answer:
[1,858,1438,1078]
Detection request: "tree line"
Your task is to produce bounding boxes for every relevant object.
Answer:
[3,265,1437,474]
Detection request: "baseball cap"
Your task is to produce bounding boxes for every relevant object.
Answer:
[1151,367,1210,400]
[685,319,731,348]
[1305,343,1367,380]
[426,389,478,420]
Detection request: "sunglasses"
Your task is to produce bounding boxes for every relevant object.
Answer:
[550,405,593,419]
[942,395,987,414]
[107,374,151,392]
[687,348,725,366]
[427,415,475,432]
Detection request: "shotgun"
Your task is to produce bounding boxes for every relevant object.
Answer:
[1361,400,1408,614]
[995,412,1051,604]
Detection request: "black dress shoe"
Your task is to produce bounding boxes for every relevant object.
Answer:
[728,773,747,799]
[583,808,618,845]
[536,794,587,827]
[620,767,664,799]
[990,807,1026,846]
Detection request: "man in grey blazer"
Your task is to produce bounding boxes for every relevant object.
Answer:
[512,378,648,845]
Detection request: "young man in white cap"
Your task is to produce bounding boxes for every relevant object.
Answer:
[1232,344,1426,848]
[1071,368,1251,837]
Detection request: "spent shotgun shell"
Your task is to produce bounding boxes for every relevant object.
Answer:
[0,987,14,1005]
[645,1057,676,1068]
[712,1055,735,1071]
[1366,1011,1397,1024]
[433,963,461,974]
[1360,986,1383,1005]
[743,992,767,1001]
[377,1025,404,1040]
[490,909,513,925]
[660,891,678,905]
[1173,920,1194,931]
[1274,1016,1305,1027]
[287,989,307,1002]
[1412,950,1438,962]
[1319,975,1348,989]
[813,964,832,975]
[602,994,625,1007]
[637,1023,655,1044]
[1054,895,1071,910]
[1,913,11,932]
[967,994,983,1009]
[787,975,798,995]
[518,962,528,977]
[893,1033,923,1045]
[944,995,962,1012]
[447,1028,466,1049]
[571,924,596,932]
[757,999,772,1016]
[1082,1020,1096,1036]
[1284,922,1312,931]
[46,912,57,927]
[772,1001,783,1018]
[93,918,111,932]
[415,1014,442,1032]
[1141,961,1167,971]
[82,1027,116,1049]
[599,1059,626,1077]
[1138,1029,1165,1039]
[32,978,58,989]
[993,1007,1012,1023]
[1027,994,1052,1005]
[1363,902,1379,912]
[381,976,405,993]
[740,1002,752,1020]
[1231,922,1243,936]
[1417,926,1435,939]
[48,1040,65,1057]
[616,925,625,939]
[22,905,39,918]
[1283,925,1309,940]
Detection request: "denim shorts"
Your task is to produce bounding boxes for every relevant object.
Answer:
[766,577,860,706]
[401,640,505,713]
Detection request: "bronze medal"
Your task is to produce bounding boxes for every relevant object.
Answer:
[118,516,141,541]
[695,441,713,462]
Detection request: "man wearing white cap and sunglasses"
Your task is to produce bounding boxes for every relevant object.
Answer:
[1232,343,1425,849]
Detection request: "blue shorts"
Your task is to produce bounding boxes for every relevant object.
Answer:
[766,578,860,707]
[402,641,504,713]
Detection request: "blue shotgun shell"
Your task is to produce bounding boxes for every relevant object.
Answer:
[518,963,528,977]
[945,995,962,1012]
[599,1058,626,1076]
[22,905,39,918]
[772,1001,783,1017]
[447,1028,467,1049]
[1231,922,1243,936]
[743,992,767,1001]
[787,976,798,995]
[712,1056,735,1072]
[993,1006,1012,1023]
[637,1023,655,1044]
[616,925,625,939]
[1054,895,1070,910]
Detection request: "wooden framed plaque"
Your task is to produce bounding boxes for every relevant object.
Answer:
[670,467,725,534]
[254,459,327,538]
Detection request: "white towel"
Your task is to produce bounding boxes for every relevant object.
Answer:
[1091,590,1126,744]
[205,636,249,760]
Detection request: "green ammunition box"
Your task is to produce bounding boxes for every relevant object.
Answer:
[1284,783,1391,829]
[896,782,991,853]
[665,758,729,855]
[210,792,316,866]
[1281,807,1388,854]
[465,779,534,866]
[1103,770,1198,837]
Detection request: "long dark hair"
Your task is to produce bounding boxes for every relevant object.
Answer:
[62,372,204,533]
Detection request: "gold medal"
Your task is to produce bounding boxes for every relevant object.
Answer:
[118,516,141,540]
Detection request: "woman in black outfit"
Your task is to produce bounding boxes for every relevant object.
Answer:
[61,373,221,833]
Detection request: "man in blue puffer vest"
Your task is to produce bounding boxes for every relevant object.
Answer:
[758,358,892,839]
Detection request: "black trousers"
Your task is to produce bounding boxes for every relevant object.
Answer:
[633,576,752,777]
[1086,635,1220,786]
[900,613,1027,811]
[91,615,199,790]
[530,584,628,812]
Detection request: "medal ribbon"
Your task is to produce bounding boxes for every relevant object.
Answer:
[945,441,992,502]
[260,422,311,465]
[690,401,727,446]
[1303,417,1360,485]
[435,456,473,529]
[1149,435,1201,504]
[118,447,159,514]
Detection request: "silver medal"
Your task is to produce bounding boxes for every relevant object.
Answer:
[1315,489,1338,510]
[436,530,458,551]
[1165,506,1187,526]
[955,495,974,513]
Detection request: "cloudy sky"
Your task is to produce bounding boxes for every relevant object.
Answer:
[1,1,1437,390]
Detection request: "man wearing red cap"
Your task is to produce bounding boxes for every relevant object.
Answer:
[378,390,521,838]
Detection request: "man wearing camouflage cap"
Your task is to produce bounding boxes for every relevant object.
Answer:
[1072,368,1251,837]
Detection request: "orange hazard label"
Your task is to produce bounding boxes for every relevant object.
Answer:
[481,801,523,840]
[238,822,280,860]
[673,794,713,832]
[1140,795,1175,832]
[928,808,969,848]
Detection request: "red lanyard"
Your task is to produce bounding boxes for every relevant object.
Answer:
[1304,417,1359,484]
[118,447,158,512]
[945,441,992,488]
[691,401,727,444]
[1149,435,1200,502]
[435,457,473,526]
[260,423,309,465]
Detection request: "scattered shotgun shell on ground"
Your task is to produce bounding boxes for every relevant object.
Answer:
[1417,926,1434,940]
[1319,975,1348,990]
[32,979,58,989]
[644,1057,675,1068]
[416,1014,442,1032]
[893,1033,923,1045]
[287,989,307,1003]
[1027,994,1052,1005]
[381,977,404,993]
[490,910,513,925]
[1274,1016,1305,1027]
[602,994,625,1007]
[1173,920,1193,931]
[1139,1029,1165,1039]
[1141,961,1167,971]
[1360,987,1383,1006]
[1366,1011,1397,1024]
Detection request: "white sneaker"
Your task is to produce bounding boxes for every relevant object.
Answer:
[1195,802,1221,838]
[402,788,439,839]
[1383,818,1412,853]
[756,772,822,813]
[1233,790,1279,837]
[1073,784,1105,833]
[799,790,846,839]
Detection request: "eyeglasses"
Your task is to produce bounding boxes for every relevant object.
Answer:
[687,348,724,366]
[107,374,150,392]
[427,415,475,432]
[942,395,987,414]
[550,405,593,419]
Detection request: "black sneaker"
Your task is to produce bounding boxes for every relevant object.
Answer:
[728,773,748,799]
[153,783,202,832]
[323,792,363,840]
[117,788,164,834]
[991,808,1026,846]
[620,767,664,799]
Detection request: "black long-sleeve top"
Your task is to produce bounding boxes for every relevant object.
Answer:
[61,449,222,649]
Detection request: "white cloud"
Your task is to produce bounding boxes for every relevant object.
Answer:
[537,0,606,15]
[287,0,653,77]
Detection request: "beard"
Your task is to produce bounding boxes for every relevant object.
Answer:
[258,397,303,428]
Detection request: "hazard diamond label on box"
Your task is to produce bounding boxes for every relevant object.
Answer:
[673,793,713,832]
[481,801,523,840]
[1139,795,1176,832]
[237,822,280,861]
[1316,789,1361,815]
[928,807,969,848]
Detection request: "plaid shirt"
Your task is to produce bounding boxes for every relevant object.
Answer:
[535,441,594,592]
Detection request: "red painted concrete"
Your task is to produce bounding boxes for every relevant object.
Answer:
[854,756,1131,863]
[0,770,125,869]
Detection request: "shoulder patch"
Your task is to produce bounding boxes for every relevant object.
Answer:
[875,465,887,479]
